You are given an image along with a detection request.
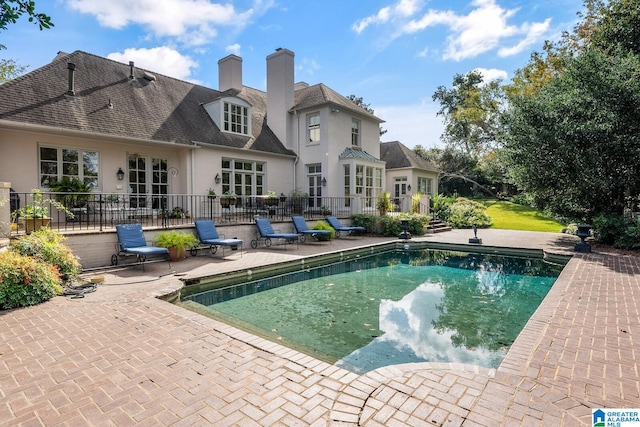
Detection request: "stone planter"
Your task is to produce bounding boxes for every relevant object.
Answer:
[22,218,51,234]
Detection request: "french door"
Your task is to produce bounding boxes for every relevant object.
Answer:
[308,164,322,209]
[128,155,168,209]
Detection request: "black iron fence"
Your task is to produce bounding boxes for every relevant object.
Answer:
[7,192,426,235]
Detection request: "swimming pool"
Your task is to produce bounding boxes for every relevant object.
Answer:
[179,245,567,373]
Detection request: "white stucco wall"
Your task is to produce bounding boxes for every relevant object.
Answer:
[0,127,192,195]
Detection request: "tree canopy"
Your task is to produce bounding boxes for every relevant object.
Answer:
[500,0,640,220]
[432,70,504,156]
[0,1,52,31]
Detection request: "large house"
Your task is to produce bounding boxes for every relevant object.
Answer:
[0,48,439,221]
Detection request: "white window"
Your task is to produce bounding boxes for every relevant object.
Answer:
[39,146,99,188]
[221,158,265,196]
[418,177,433,194]
[343,164,351,207]
[351,119,360,147]
[223,101,249,135]
[308,113,320,143]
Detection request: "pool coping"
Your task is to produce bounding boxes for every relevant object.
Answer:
[158,240,578,423]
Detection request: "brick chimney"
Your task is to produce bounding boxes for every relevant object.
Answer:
[267,48,294,149]
[218,54,242,92]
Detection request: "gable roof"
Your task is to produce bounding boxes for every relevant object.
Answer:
[0,50,295,156]
[380,141,439,172]
[294,83,384,122]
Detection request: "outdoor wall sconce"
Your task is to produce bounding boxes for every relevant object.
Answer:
[407,184,412,192]
[116,167,125,181]
[215,173,221,184]
[322,177,327,186]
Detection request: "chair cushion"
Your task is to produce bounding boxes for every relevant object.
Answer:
[116,224,147,249]
[125,246,169,256]
[195,219,220,241]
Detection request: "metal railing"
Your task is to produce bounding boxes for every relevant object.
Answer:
[8,192,404,235]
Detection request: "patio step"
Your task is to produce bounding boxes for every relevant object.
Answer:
[427,219,451,234]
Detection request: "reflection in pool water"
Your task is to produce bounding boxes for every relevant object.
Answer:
[181,249,565,373]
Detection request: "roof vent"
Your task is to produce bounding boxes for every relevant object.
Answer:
[66,62,76,96]
[143,71,156,82]
[129,61,135,79]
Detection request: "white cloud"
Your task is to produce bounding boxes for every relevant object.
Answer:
[107,46,198,81]
[377,99,445,149]
[473,67,508,83]
[225,43,242,55]
[352,0,423,34]
[296,58,321,77]
[66,0,259,46]
[498,18,551,57]
[355,0,551,61]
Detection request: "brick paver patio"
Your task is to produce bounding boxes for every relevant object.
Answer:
[1,229,638,426]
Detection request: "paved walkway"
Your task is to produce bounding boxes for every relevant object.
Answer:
[1,229,639,426]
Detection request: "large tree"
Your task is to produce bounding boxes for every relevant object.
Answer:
[502,0,640,220]
[432,71,504,156]
[502,47,640,220]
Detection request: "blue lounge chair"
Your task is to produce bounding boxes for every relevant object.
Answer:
[292,216,331,243]
[192,219,243,258]
[325,215,365,238]
[111,223,170,269]
[251,218,299,249]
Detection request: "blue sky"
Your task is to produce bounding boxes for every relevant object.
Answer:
[2,0,584,149]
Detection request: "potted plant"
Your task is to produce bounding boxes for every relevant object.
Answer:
[155,230,198,262]
[264,190,279,206]
[288,188,309,214]
[13,189,72,234]
[207,188,216,200]
[220,190,237,208]
[48,176,92,208]
[311,221,334,241]
[376,192,393,216]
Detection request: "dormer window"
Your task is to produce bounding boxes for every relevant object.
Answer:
[202,97,251,136]
[224,101,249,135]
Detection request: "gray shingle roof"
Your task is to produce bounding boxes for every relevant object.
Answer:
[294,83,383,122]
[380,141,439,172]
[0,51,295,156]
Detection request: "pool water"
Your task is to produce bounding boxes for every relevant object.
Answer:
[182,249,565,373]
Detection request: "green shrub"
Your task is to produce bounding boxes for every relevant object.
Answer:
[510,193,535,207]
[379,216,403,236]
[405,213,430,236]
[9,227,81,282]
[411,194,421,214]
[311,221,335,240]
[351,214,375,232]
[592,213,640,249]
[0,251,63,309]
[447,198,492,228]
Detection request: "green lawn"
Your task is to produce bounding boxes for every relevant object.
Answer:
[483,200,565,232]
